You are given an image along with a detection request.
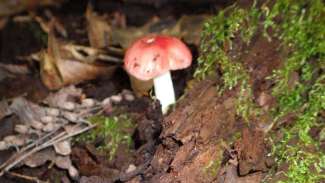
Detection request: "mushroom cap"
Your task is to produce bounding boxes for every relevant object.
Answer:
[124,35,192,80]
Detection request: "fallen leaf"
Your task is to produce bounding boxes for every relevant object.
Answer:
[86,3,112,49]
[55,155,73,169]
[110,15,209,49]
[44,85,82,108]
[10,97,46,125]
[40,20,117,90]
[54,140,72,156]
[24,149,56,168]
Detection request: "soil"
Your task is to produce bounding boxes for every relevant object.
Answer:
[0,0,296,183]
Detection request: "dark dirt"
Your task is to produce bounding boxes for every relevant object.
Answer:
[234,128,270,176]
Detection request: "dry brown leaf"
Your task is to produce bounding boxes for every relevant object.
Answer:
[86,3,112,48]
[45,85,82,107]
[24,149,56,168]
[54,140,71,156]
[33,14,67,37]
[110,15,209,49]
[10,97,46,125]
[55,155,72,169]
[55,155,79,178]
[40,20,117,90]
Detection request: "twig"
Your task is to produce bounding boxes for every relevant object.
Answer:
[0,124,95,174]
[6,171,49,183]
[98,54,123,63]
[0,121,68,171]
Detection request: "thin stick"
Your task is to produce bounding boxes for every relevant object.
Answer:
[1,124,95,174]
[0,121,68,170]
[98,54,123,63]
[7,171,49,183]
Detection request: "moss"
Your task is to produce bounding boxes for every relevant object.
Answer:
[194,2,261,121]
[75,115,134,160]
[203,141,225,178]
[204,158,222,178]
[196,0,325,182]
[264,1,325,182]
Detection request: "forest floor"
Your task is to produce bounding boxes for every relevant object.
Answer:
[0,0,323,183]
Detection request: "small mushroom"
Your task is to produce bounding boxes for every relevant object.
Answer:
[124,35,192,114]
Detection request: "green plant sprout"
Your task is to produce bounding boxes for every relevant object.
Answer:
[75,115,134,160]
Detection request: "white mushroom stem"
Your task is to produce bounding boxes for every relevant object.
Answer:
[153,71,176,114]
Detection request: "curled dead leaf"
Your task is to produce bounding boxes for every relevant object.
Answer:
[86,3,112,48]
[40,21,117,90]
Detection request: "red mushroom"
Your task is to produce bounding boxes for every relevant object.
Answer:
[124,35,192,114]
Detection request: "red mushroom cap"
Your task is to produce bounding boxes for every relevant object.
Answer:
[124,35,192,81]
